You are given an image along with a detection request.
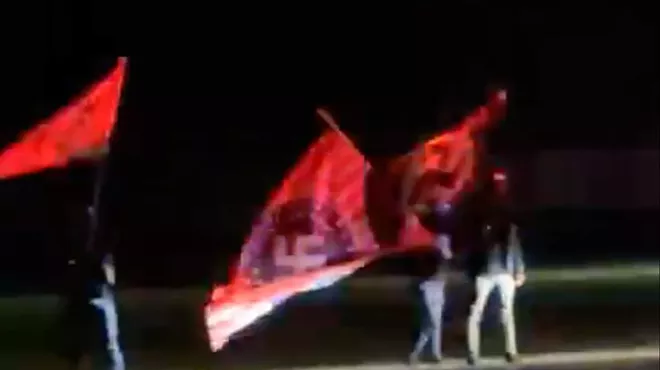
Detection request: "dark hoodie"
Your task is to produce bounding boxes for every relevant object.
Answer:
[464,178,525,279]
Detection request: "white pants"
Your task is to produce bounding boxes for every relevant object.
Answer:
[90,286,125,370]
[467,273,518,357]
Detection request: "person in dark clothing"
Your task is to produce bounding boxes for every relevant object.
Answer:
[63,249,125,370]
[465,169,525,366]
[62,252,103,370]
[408,172,455,365]
[61,205,125,370]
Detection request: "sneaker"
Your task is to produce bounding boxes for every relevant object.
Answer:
[407,354,420,367]
[467,354,478,367]
[505,352,519,364]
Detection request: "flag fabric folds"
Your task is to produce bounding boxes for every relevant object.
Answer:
[361,89,508,248]
[0,57,127,180]
[205,91,508,352]
[395,89,507,247]
[205,116,378,351]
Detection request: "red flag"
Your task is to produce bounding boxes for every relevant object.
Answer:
[362,89,507,247]
[405,89,507,201]
[0,57,127,179]
[205,120,377,351]
[398,89,507,246]
[204,92,507,350]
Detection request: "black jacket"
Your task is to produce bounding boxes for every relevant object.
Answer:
[65,252,107,303]
[463,191,525,278]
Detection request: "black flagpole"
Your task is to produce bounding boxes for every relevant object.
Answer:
[84,143,111,253]
[84,59,126,254]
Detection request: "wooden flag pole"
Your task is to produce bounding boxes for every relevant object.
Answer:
[315,107,371,169]
[315,107,380,253]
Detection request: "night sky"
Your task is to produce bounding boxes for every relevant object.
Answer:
[1,4,657,292]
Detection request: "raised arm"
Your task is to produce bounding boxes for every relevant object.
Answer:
[102,253,116,286]
[436,233,453,260]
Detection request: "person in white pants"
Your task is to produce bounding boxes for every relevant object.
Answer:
[466,170,525,366]
[90,253,126,370]
[408,173,456,365]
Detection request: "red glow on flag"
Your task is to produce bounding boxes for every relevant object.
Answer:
[205,117,377,351]
[204,92,508,351]
[234,128,377,283]
[396,89,507,246]
[0,58,127,180]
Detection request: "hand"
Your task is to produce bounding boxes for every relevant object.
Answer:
[514,273,526,287]
[103,260,116,286]
[411,204,428,214]
[105,267,116,286]
[404,213,418,229]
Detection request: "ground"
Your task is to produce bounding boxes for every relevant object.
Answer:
[0,264,658,369]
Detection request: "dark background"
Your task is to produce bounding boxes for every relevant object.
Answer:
[0,4,657,293]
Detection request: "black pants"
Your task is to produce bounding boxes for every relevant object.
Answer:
[60,301,100,366]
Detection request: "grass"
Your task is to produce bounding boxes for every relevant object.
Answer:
[0,264,658,369]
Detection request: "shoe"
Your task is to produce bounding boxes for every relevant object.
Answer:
[505,352,519,364]
[407,354,419,367]
[467,354,478,367]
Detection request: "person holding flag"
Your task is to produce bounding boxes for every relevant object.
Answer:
[61,202,125,370]
[0,58,128,369]
[90,249,125,370]
[465,169,525,366]
[64,248,125,370]
[62,249,99,370]
[408,171,456,365]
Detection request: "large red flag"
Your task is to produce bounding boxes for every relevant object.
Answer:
[204,92,507,351]
[205,114,377,351]
[399,89,507,246]
[0,57,127,179]
[364,89,508,248]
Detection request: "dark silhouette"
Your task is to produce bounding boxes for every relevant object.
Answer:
[464,169,525,366]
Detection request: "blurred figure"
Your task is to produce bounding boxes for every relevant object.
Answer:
[91,251,125,370]
[465,169,525,366]
[408,172,455,365]
[61,205,125,370]
[62,253,99,370]
[63,249,125,370]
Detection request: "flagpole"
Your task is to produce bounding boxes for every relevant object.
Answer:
[84,143,111,253]
[315,108,371,170]
[84,57,127,254]
[315,107,380,254]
